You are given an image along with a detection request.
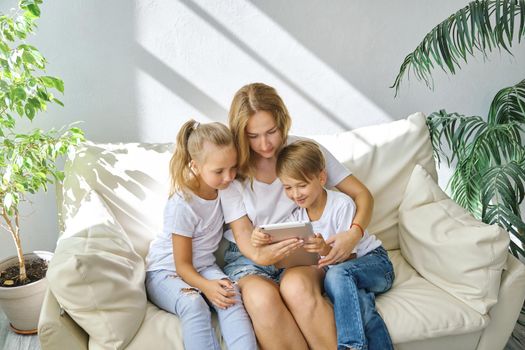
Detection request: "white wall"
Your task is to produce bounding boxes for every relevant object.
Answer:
[1,0,525,259]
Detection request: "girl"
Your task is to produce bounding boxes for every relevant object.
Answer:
[220,83,375,349]
[145,120,257,350]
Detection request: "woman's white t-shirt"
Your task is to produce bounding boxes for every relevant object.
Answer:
[289,190,381,259]
[146,191,224,273]
[220,136,351,242]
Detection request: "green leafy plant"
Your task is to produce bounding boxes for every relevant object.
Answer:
[391,0,525,260]
[427,80,525,258]
[392,0,525,95]
[1,0,84,284]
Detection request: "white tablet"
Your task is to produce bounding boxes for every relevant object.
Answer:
[260,221,319,268]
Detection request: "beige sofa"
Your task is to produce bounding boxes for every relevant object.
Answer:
[38,113,525,350]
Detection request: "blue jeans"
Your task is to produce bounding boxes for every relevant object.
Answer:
[324,246,394,350]
[146,265,257,350]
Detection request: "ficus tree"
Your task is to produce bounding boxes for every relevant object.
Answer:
[0,0,84,284]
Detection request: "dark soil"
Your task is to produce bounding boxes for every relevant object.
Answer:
[0,258,48,287]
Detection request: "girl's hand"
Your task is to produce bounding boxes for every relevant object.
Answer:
[202,279,237,309]
[318,227,361,268]
[251,227,271,247]
[304,233,331,256]
[254,238,304,265]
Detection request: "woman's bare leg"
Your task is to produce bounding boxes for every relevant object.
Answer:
[280,266,337,350]
[238,275,308,350]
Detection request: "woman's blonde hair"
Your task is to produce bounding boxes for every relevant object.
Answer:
[169,120,233,197]
[276,140,326,182]
[229,83,291,181]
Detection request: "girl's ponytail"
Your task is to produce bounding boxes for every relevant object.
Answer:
[169,119,233,198]
[169,119,198,197]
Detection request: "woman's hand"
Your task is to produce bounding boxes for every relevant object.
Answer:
[254,238,304,266]
[251,227,271,247]
[304,233,331,256]
[201,279,237,309]
[318,227,361,268]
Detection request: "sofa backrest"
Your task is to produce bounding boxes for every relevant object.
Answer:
[310,112,436,249]
[58,112,436,256]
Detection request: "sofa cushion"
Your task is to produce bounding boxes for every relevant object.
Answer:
[398,165,509,314]
[47,190,147,350]
[312,112,436,249]
[377,250,488,343]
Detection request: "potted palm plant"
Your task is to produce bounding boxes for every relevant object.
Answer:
[391,0,525,259]
[0,0,84,334]
[391,1,525,347]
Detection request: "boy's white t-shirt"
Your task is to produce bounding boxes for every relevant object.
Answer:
[220,135,351,242]
[289,190,382,258]
[146,191,224,273]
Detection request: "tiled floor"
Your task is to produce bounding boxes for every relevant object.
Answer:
[0,307,524,349]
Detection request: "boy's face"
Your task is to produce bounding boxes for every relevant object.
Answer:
[280,170,327,209]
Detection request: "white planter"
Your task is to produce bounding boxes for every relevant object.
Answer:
[0,250,53,334]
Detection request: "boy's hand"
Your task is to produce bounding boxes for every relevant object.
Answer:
[318,227,361,268]
[304,233,331,256]
[201,279,237,309]
[251,227,271,247]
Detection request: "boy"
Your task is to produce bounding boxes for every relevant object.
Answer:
[267,140,394,350]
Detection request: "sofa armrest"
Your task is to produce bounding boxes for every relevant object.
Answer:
[38,288,88,350]
[476,253,525,350]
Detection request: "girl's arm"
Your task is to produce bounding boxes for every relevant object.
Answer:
[172,234,236,309]
[318,175,374,267]
[229,216,304,266]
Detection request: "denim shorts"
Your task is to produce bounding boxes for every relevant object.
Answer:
[223,241,285,284]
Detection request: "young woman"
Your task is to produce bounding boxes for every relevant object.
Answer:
[220,83,374,349]
[145,120,256,350]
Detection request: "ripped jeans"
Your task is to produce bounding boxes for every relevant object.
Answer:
[145,264,256,350]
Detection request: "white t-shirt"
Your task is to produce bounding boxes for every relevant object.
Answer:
[220,135,351,242]
[289,190,382,258]
[146,191,224,273]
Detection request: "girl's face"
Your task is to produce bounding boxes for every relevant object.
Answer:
[193,143,237,191]
[246,110,283,160]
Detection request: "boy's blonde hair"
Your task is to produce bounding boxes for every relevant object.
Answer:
[170,120,233,197]
[229,82,291,181]
[276,140,326,182]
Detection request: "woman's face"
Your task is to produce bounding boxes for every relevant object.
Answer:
[246,110,283,160]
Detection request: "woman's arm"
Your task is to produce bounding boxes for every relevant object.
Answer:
[336,174,374,228]
[172,234,236,309]
[229,215,304,266]
[318,175,374,267]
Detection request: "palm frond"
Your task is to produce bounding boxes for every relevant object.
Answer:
[427,110,486,166]
[392,0,525,95]
[488,78,525,124]
[449,158,483,217]
[481,161,525,217]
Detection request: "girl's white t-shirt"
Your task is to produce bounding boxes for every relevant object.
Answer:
[220,136,351,242]
[289,190,382,258]
[146,191,224,273]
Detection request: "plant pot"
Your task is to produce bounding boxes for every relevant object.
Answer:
[0,250,53,335]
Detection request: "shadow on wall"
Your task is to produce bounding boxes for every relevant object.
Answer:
[37,0,405,141]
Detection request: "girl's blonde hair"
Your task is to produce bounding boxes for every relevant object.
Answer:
[229,83,291,181]
[276,140,326,182]
[169,120,233,197]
